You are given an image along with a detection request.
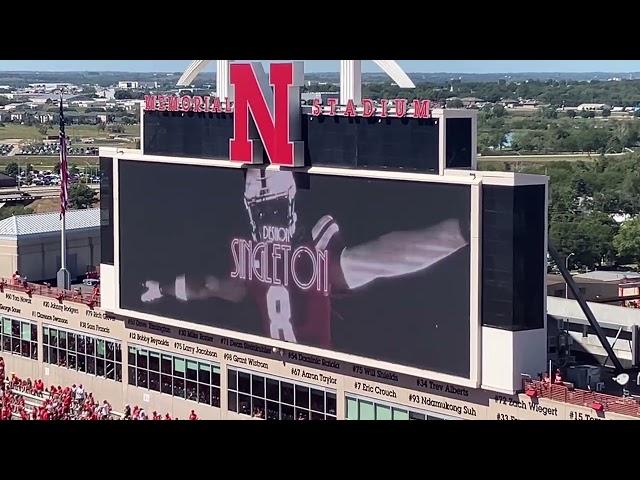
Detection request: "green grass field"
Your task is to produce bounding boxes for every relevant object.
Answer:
[0,123,140,142]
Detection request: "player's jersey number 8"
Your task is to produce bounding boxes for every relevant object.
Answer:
[266,285,297,342]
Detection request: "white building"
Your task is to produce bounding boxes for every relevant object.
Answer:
[576,103,612,111]
[71,100,99,108]
[27,83,75,93]
[10,112,28,122]
[35,113,54,124]
[96,88,116,100]
[122,100,143,111]
[611,213,632,223]
[118,81,139,89]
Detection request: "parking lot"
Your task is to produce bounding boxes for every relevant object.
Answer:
[19,142,98,156]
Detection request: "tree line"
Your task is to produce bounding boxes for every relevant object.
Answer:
[482,154,640,269]
[359,78,640,107]
[477,107,640,155]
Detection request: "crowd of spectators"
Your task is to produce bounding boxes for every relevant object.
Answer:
[537,368,564,386]
[0,357,198,420]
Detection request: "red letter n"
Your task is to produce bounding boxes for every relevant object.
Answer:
[229,62,304,166]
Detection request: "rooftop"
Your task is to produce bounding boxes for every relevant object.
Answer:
[573,271,640,283]
[0,208,99,239]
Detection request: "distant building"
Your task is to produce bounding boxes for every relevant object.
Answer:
[63,112,100,125]
[518,99,540,108]
[460,97,484,108]
[118,81,139,90]
[27,83,75,93]
[0,209,100,282]
[575,271,640,283]
[121,100,143,111]
[619,279,640,308]
[548,271,640,304]
[499,99,519,108]
[35,112,55,124]
[611,213,632,223]
[96,113,114,124]
[96,88,116,100]
[576,103,611,111]
[10,112,32,122]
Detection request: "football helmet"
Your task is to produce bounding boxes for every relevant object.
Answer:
[244,169,297,242]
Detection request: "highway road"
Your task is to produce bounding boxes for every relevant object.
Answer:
[0,184,99,199]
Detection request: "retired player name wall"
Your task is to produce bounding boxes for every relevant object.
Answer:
[0,288,633,420]
[121,313,636,420]
[0,290,123,339]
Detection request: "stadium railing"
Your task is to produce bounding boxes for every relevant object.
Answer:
[0,278,100,308]
[523,378,640,418]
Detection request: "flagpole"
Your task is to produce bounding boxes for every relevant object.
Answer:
[56,90,70,290]
[61,198,67,279]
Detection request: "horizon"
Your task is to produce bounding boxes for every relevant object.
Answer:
[2,60,640,73]
[2,70,640,75]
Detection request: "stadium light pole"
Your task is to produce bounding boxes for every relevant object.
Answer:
[565,252,575,300]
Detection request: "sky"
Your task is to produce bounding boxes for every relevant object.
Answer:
[1,60,640,73]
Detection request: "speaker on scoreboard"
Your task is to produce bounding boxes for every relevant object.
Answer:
[482,183,546,331]
[446,118,473,169]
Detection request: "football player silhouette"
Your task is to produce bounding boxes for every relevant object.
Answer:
[141,169,467,348]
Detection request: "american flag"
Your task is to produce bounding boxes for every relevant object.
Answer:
[59,93,69,218]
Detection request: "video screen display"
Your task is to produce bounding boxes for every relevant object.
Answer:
[119,161,472,377]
